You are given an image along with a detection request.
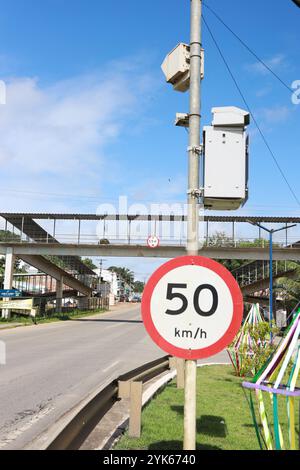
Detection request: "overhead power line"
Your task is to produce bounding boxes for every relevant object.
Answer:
[202,15,300,207]
[203,1,293,94]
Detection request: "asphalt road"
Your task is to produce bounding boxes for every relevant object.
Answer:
[0,303,230,450]
[0,304,166,450]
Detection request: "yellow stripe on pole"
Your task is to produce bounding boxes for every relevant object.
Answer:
[279,422,285,450]
[290,350,300,391]
[257,390,273,450]
[288,397,296,450]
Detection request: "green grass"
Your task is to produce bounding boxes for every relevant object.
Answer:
[0,308,108,326]
[115,365,298,451]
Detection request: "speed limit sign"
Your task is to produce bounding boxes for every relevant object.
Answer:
[147,235,160,249]
[141,256,243,359]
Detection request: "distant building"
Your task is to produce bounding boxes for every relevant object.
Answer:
[93,268,133,303]
[93,268,119,305]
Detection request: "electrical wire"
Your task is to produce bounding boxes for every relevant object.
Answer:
[202,15,300,208]
[203,1,293,93]
[0,187,102,200]
[0,187,188,205]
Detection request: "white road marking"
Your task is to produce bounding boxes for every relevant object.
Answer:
[102,361,120,373]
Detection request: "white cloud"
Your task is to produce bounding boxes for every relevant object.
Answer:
[255,86,272,98]
[0,62,158,211]
[129,175,186,203]
[259,105,291,124]
[246,54,287,76]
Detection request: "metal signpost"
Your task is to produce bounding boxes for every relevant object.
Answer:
[184,0,202,450]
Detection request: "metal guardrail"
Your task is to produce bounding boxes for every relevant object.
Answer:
[232,260,290,287]
[46,356,171,450]
[2,235,300,247]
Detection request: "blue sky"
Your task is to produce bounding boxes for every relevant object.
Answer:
[0,0,300,279]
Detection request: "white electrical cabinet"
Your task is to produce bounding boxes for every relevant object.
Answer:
[203,107,250,211]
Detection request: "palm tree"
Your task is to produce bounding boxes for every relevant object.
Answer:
[108,266,135,286]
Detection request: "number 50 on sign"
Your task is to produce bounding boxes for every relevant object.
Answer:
[141,256,243,360]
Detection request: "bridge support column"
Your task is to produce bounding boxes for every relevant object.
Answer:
[56,277,63,313]
[2,248,15,319]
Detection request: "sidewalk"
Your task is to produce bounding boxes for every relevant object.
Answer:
[0,322,23,330]
[0,302,134,331]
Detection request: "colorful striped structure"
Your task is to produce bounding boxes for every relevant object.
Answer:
[243,310,300,450]
[227,303,265,377]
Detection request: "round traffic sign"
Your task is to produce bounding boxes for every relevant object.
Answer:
[147,235,160,249]
[141,256,243,360]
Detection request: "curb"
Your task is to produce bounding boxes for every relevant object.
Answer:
[0,323,24,331]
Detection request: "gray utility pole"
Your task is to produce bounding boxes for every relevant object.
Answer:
[184,0,202,451]
[98,259,103,293]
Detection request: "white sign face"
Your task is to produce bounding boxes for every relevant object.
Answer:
[142,256,243,360]
[147,236,160,249]
[150,265,233,350]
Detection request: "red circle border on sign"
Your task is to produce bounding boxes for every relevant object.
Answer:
[141,256,244,360]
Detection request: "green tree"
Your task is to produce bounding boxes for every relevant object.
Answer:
[133,281,145,293]
[99,238,110,245]
[82,258,97,270]
[207,232,252,271]
[45,256,68,269]
[0,257,5,286]
[274,262,300,312]
[108,266,135,286]
[0,230,20,242]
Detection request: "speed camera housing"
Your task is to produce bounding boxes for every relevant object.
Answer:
[203,107,250,211]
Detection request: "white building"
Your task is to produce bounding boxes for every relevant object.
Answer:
[93,268,119,305]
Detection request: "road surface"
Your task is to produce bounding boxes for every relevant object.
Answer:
[0,304,166,450]
[0,303,229,450]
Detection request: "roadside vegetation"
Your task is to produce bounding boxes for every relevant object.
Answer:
[0,307,108,326]
[229,321,279,377]
[115,365,294,451]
